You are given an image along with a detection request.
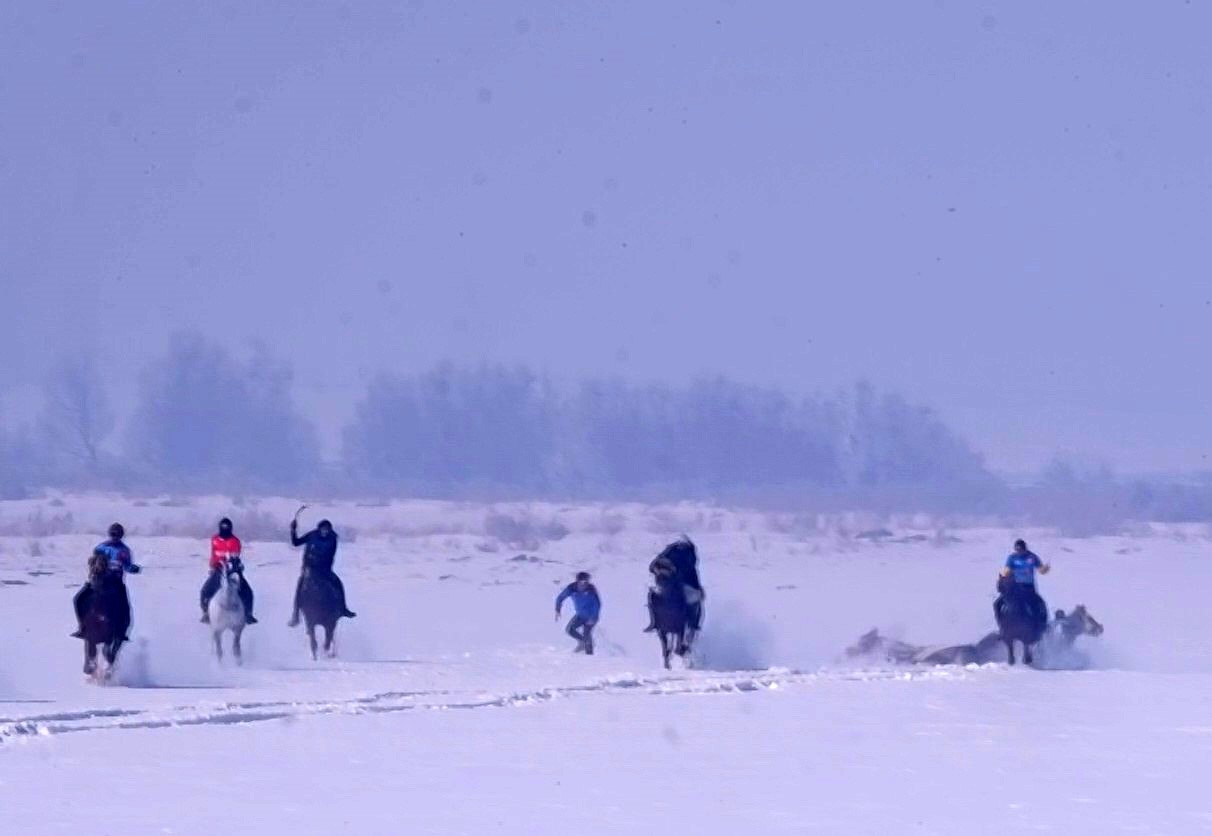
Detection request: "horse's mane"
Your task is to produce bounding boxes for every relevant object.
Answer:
[87,553,109,583]
[658,536,697,563]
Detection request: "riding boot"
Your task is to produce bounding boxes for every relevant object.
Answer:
[117,583,133,640]
[238,577,257,624]
[288,575,303,627]
[200,569,220,623]
[687,601,703,632]
[332,574,357,619]
[71,583,90,638]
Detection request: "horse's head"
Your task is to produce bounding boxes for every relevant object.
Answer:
[846,628,883,657]
[224,557,245,581]
[87,553,109,583]
[1059,605,1104,637]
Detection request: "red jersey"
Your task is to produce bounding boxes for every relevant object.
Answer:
[210,534,242,569]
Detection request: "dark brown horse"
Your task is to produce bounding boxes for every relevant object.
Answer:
[299,566,344,660]
[994,576,1048,666]
[78,555,129,680]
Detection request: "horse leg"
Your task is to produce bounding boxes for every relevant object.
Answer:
[102,640,121,681]
[324,624,336,658]
[233,627,243,665]
[1023,644,1034,666]
[675,626,692,656]
[83,641,96,676]
[659,632,672,670]
[307,623,318,660]
[1005,639,1016,666]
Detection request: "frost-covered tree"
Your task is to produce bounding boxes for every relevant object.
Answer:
[564,377,841,495]
[839,382,992,489]
[127,332,318,491]
[343,364,557,494]
[39,354,115,472]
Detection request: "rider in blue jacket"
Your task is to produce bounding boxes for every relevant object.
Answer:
[72,523,141,638]
[996,538,1050,626]
[555,572,601,655]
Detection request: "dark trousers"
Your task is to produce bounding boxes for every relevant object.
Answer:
[293,572,350,614]
[201,569,255,616]
[566,616,595,654]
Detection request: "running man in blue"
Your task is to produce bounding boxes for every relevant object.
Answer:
[555,571,601,655]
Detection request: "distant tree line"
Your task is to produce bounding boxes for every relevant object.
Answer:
[4,330,1207,526]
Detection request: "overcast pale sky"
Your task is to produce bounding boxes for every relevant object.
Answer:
[2,1,1210,472]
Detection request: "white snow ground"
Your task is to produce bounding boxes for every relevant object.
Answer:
[1,496,1210,834]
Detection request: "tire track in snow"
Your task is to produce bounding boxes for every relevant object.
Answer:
[0,667,968,741]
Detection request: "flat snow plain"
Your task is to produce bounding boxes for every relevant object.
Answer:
[1,496,1210,834]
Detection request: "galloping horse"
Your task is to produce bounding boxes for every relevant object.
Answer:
[78,554,129,680]
[207,558,249,663]
[299,565,344,660]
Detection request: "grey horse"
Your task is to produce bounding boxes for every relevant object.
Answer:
[847,606,1104,667]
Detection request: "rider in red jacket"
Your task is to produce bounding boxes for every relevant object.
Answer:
[210,528,242,570]
[200,518,257,624]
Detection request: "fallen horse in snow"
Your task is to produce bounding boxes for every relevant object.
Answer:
[847,605,1105,668]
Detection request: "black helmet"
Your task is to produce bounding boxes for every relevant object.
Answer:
[218,517,233,536]
[317,519,333,532]
[108,522,125,540]
[1014,538,1027,550]
[575,571,591,582]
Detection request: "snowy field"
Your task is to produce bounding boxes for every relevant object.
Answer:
[1,495,1211,834]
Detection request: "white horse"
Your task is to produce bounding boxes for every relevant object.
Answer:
[207,560,247,663]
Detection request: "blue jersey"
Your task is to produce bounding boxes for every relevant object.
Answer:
[94,539,139,574]
[1005,551,1043,586]
[555,583,601,621]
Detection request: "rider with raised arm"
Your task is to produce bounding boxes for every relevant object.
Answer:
[200,517,257,624]
[996,538,1050,627]
[288,518,356,627]
[72,522,141,638]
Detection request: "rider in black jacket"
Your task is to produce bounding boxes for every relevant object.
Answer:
[288,519,356,626]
